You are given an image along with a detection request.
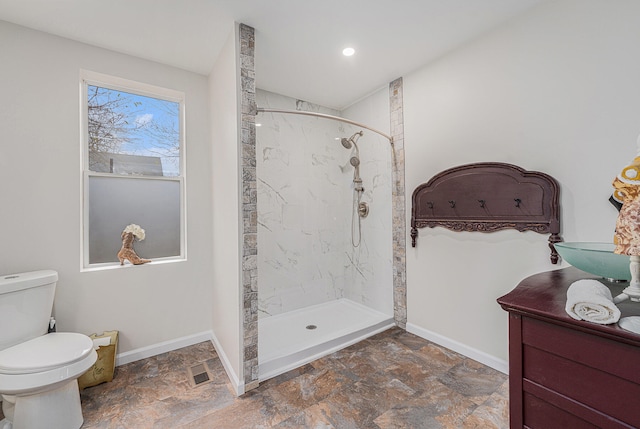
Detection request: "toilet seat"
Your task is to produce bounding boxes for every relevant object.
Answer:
[0,333,93,375]
[0,335,97,397]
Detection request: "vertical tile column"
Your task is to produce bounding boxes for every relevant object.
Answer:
[389,77,407,329]
[239,23,259,392]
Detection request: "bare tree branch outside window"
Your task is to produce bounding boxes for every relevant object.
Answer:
[87,85,180,176]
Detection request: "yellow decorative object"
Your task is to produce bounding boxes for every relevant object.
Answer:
[613,177,640,206]
[78,330,118,390]
[619,156,640,182]
[613,155,640,255]
[613,156,640,203]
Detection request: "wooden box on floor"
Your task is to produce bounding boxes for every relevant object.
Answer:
[78,330,119,390]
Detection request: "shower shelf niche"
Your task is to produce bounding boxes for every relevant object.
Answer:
[410,162,562,264]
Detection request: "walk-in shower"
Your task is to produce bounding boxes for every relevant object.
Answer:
[255,90,394,381]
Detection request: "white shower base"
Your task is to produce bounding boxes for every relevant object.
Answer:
[258,298,394,381]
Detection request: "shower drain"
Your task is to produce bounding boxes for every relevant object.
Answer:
[306,325,317,330]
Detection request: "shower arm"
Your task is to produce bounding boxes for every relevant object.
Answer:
[256,107,394,144]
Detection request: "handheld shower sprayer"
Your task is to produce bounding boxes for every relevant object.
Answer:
[346,134,363,185]
[350,156,363,190]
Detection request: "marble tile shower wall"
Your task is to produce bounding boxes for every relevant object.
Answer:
[256,89,393,318]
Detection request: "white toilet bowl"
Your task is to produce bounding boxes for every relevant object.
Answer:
[0,332,97,429]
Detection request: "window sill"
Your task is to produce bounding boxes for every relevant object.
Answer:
[81,257,185,273]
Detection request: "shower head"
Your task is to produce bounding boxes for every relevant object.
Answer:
[350,156,360,167]
[340,131,364,150]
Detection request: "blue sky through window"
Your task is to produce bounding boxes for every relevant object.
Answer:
[87,85,180,176]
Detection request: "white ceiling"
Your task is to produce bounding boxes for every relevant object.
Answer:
[0,0,545,110]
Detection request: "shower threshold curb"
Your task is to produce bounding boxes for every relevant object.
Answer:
[258,317,394,382]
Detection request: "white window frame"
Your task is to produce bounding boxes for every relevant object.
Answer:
[80,70,187,271]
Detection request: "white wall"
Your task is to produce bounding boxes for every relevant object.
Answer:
[342,87,394,315]
[0,21,213,354]
[404,0,640,365]
[256,90,348,316]
[209,25,243,388]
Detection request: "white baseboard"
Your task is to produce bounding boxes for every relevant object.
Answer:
[114,330,244,395]
[111,324,505,397]
[406,323,508,374]
[115,331,214,367]
[210,330,244,396]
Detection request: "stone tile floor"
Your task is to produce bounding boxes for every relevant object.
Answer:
[4,328,510,428]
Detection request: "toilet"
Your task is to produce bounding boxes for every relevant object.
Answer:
[0,270,97,429]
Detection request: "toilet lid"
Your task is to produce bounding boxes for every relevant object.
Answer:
[0,333,94,374]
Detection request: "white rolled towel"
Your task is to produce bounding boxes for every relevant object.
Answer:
[565,279,621,324]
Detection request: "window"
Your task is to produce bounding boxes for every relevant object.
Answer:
[81,71,185,269]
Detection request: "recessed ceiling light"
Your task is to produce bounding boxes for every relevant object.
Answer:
[255,123,262,127]
[342,47,355,57]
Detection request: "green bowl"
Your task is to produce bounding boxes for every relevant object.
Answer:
[555,242,631,281]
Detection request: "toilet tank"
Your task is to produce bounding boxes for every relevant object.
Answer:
[0,270,58,351]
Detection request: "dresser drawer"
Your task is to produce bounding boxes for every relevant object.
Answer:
[521,318,640,428]
[523,391,599,429]
[523,345,639,427]
[522,317,640,384]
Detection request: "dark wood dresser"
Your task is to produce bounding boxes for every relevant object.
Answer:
[497,267,640,429]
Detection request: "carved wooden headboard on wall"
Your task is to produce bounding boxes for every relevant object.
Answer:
[410,162,562,263]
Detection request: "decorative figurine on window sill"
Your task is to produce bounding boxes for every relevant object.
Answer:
[117,224,151,265]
